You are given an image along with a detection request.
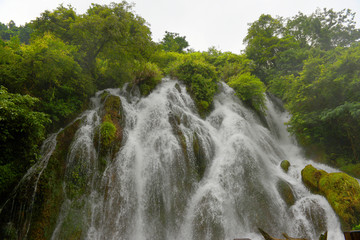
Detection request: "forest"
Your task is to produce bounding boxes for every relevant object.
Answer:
[1,1,360,233]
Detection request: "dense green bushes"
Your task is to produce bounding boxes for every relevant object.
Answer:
[132,61,163,96]
[168,54,218,114]
[227,72,266,112]
[0,87,50,202]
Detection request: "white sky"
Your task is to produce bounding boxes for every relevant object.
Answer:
[0,0,360,53]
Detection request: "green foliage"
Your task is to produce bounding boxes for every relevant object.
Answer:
[0,86,50,202]
[160,31,189,53]
[340,163,360,179]
[70,2,154,87]
[0,33,95,126]
[169,55,218,114]
[133,61,163,96]
[285,8,360,50]
[0,21,32,44]
[227,72,266,112]
[282,45,360,164]
[150,50,183,72]
[30,4,77,42]
[100,118,117,149]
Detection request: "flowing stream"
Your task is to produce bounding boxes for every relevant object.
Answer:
[1,79,345,240]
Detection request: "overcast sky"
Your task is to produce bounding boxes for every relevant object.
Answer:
[1,0,360,53]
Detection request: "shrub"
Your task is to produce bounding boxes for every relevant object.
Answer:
[133,61,163,96]
[227,72,266,112]
[168,56,218,115]
[100,120,116,149]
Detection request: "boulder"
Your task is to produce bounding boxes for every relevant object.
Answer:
[277,180,295,206]
[301,164,360,230]
[280,160,291,173]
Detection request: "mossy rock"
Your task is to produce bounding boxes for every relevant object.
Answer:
[301,165,327,193]
[301,164,360,230]
[175,83,181,93]
[168,113,190,168]
[28,119,82,240]
[277,179,295,207]
[98,95,124,161]
[280,160,290,173]
[100,90,110,103]
[192,132,207,180]
[319,172,360,229]
[100,120,117,148]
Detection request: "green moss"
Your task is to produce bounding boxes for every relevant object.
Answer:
[280,160,290,173]
[192,133,207,180]
[28,119,82,240]
[93,94,124,174]
[100,95,123,156]
[301,164,360,230]
[100,90,110,103]
[56,200,86,240]
[100,120,117,148]
[168,113,189,167]
[103,95,121,118]
[354,224,360,230]
[301,165,327,193]
[277,180,295,206]
[319,172,360,229]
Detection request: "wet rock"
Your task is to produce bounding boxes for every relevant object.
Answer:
[280,160,290,173]
[192,132,207,180]
[301,165,327,193]
[175,83,181,93]
[277,180,295,207]
[29,119,82,239]
[168,113,188,166]
[301,164,360,230]
[98,95,124,162]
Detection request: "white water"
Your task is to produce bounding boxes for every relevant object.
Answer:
[2,79,344,240]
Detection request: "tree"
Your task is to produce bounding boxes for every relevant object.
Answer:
[0,86,50,202]
[70,2,154,87]
[285,8,360,50]
[0,33,95,126]
[21,33,94,124]
[244,14,297,83]
[160,31,189,53]
[227,72,266,112]
[0,21,32,44]
[30,4,77,43]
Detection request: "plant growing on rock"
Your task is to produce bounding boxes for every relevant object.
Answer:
[168,55,218,115]
[227,72,266,113]
[100,118,117,149]
[132,61,163,96]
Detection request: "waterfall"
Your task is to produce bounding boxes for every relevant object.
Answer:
[1,79,344,240]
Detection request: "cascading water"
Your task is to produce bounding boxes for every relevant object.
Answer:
[1,78,345,240]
